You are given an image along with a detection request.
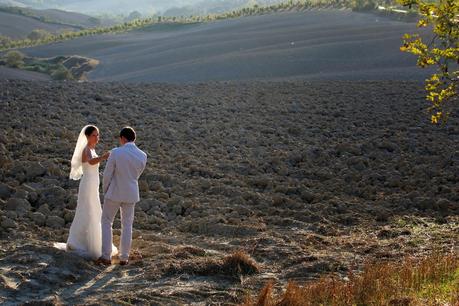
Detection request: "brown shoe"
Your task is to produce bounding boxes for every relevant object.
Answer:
[95,257,112,266]
[119,260,129,266]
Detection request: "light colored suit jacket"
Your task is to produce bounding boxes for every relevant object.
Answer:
[103,142,147,203]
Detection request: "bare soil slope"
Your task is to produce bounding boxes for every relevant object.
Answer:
[0,11,80,39]
[12,10,433,82]
[0,80,457,305]
[15,8,103,28]
[0,66,51,80]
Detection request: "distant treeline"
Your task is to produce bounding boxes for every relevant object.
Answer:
[0,0,409,52]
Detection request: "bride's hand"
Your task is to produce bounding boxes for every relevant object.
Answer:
[102,151,110,160]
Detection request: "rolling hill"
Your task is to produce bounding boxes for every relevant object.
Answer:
[0,0,193,15]
[8,7,105,27]
[7,9,432,82]
[0,65,51,80]
[0,0,287,16]
[0,10,80,39]
[163,0,283,16]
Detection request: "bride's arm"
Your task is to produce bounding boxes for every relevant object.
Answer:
[82,147,110,165]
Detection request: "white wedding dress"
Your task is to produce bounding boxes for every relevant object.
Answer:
[55,144,117,260]
[67,150,105,259]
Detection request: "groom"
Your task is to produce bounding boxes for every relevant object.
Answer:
[97,127,147,266]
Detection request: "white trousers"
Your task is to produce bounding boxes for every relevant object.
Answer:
[101,199,135,261]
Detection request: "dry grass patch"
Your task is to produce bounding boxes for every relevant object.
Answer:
[173,246,207,259]
[244,253,458,306]
[166,250,260,278]
[223,250,260,276]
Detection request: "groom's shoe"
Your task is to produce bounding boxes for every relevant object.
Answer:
[95,257,112,266]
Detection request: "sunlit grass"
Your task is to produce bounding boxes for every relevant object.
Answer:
[416,266,459,303]
[244,253,458,305]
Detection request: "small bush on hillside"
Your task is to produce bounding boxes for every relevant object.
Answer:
[351,0,378,11]
[5,50,25,68]
[51,65,73,80]
[27,29,51,41]
[0,35,12,46]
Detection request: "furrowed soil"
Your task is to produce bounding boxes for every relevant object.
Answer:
[0,80,457,305]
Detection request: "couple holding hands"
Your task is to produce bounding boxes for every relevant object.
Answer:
[56,125,147,266]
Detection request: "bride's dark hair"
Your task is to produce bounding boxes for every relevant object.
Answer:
[84,125,98,136]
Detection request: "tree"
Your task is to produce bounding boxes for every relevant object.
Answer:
[351,0,378,11]
[5,50,25,68]
[27,29,51,41]
[399,0,458,124]
[0,35,12,47]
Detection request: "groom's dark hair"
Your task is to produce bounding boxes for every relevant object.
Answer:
[120,127,136,142]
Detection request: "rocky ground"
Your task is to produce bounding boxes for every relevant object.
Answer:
[0,80,458,305]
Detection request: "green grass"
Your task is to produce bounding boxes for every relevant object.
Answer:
[417,267,459,303]
[22,60,61,76]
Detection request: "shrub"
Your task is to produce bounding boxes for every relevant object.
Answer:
[5,50,25,68]
[27,29,51,41]
[0,35,12,46]
[51,65,73,80]
[351,0,378,11]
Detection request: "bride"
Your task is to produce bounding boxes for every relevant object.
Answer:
[55,125,116,260]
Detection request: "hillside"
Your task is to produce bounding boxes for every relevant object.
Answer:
[11,9,433,82]
[0,10,80,39]
[0,0,194,15]
[39,8,115,27]
[0,79,457,304]
[0,66,50,79]
[0,0,286,15]
[8,7,105,27]
[0,6,111,28]
[163,0,283,16]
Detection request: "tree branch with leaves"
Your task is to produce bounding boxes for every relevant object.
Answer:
[399,0,458,124]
